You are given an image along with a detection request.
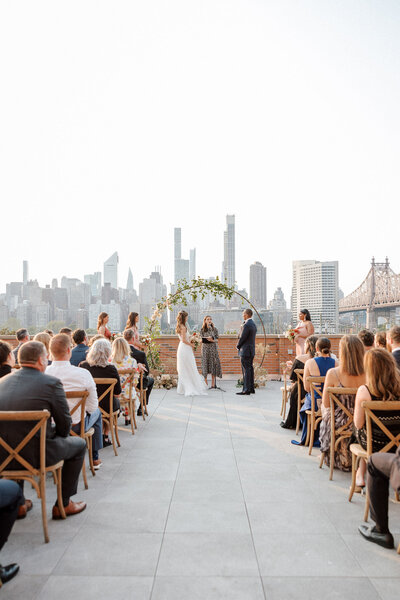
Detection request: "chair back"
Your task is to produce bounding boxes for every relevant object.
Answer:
[307,376,325,417]
[0,410,50,477]
[66,390,89,437]
[327,387,358,441]
[94,378,117,416]
[294,369,304,399]
[363,400,400,455]
[117,368,135,402]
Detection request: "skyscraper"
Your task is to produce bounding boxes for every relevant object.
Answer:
[174,228,181,260]
[103,252,118,289]
[189,248,196,281]
[23,260,29,285]
[174,228,190,283]
[126,268,134,290]
[291,260,339,332]
[249,261,267,308]
[222,215,235,288]
[84,272,102,298]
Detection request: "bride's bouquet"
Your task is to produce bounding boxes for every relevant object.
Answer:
[285,328,298,343]
[140,334,152,347]
[190,332,202,351]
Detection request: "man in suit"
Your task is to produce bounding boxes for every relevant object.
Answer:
[123,330,154,416]
[0,341,87,519]
[359,446,400,549]
[12,328,30,364]
[236,308,257,396]
[70,328,89,366]
[0,480,22,586]
[387,326,400,369]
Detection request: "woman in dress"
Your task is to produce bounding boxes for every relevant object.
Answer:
[111,337,139,426]
[320,335,365,471]
[292,337,337,446]
[200,316,222,389]
[280,335,318,429]
[33,332,52,364]
[374,331,387,349]
[125,312,145,351]
[353,348,400,488]
[0,341,15,378]
[176,311,207,397]
[97,312,111,340]
[294,309,314,357]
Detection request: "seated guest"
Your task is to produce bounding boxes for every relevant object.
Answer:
[80,339,121,446]
[123,329,154,416]
[280,335,318,429]
[354,348,400,488]
[45,329,54,337]
[111,337,139,426]
[12,328,30,364]
[358,445,400,549]
[387,325,400,368]
[59,327,73,344]
[292,338,337,446]
[358,329,374,351]
[46,334,103,469]
[374,331,387,349]
[33,331,52,364]
[320,335,365,471]
[0,480,23,586]
[0,341,87,518]
[70,329,89,366]
[88,334,105,347]
[0,341,15,378]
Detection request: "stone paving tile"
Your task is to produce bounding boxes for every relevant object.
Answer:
[151,576,265,600]
[166,501,251,533]
[370,577,400,600]
[261,577,381,600]
[37,576,154,600]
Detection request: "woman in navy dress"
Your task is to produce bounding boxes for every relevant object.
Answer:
[292,337,337,446]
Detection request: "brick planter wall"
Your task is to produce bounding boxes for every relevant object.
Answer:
[0,334,342,376]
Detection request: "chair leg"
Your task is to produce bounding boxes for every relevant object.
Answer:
[56,467,66,519]
[114,414,121,448]
[349,453,357,502]
[397,541,400,554]
[308,417,315,455]
[305,414,310,447]
[319,451,325,469]
[143,392,148,416]
[131,401,137,432]
[140,393,146,421]
[82,458,88,490]
[363,490,370,522]
[88,437,95,477]
[40,475,49,544]
[329,444,334,481]
[296,398,301,435]
[109,416,118,456]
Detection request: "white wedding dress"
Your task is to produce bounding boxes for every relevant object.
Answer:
[177,330,208,397]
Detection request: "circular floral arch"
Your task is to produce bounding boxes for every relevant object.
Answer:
[144,277,268,373]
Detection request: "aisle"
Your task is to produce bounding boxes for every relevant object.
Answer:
[3,382,399,599]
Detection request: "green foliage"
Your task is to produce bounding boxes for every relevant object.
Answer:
[143,317,163,371]
[46,320,66,332]
[0,317,21,334]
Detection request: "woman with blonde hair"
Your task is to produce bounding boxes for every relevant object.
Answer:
[33,332,52,363]
[320,335,366,471]
[374,331,387,349]
[353,348,400,488]
[97,312,111,340]
[125,312,144,351]
[176,311,207,397]
[111,337,139,426]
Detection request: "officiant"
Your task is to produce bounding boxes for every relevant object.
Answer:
[200,316,222,389]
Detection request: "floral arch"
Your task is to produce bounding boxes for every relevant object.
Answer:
[144,277,268,375]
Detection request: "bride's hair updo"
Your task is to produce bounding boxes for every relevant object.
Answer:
[176,311,188,334]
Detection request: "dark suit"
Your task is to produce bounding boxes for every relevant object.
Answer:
[392,349,400,369]
[129,345,154,404]
[12,343,23,364]
[367,446,400,533]
[237,318,257,393]
[0,368,86,505]
[70,343,89,367]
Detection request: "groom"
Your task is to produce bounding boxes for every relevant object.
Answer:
[236,308,257,396]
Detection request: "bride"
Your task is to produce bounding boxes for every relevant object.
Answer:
[176,311,208,397]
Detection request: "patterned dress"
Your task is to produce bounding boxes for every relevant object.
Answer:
[201,326,222,378]
[112,356,139,401]
[320,382,355,471]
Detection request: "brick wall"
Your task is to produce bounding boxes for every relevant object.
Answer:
[0,334,342,376]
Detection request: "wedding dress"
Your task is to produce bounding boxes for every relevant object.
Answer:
[177,330,208,397]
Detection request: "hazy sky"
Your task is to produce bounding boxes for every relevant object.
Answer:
[1,0,399,302]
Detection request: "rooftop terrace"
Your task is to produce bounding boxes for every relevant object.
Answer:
[2,382,399,599]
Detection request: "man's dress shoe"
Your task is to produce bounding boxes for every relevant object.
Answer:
[0,563,19,585]
[17,498,32,520]
[236,392,250,395]
[358,525,394,549]
[52,500,86,520]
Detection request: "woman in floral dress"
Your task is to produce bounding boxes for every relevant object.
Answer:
[111,337,139,426]
[200,316,222,389]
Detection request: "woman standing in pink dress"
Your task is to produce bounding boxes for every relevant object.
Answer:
[294,309,314,356]
[125,312,145,351]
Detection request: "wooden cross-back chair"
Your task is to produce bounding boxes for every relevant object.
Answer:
[319,387,358,480]
[117,368,137,434]
[94,378,120,456]
[294,369,304,435]
[66,390,95,489]
[349,400,400,523]
[0,410,66,543]
[280,371,288,420]
[305,376,325,454]
[138,372,147,417]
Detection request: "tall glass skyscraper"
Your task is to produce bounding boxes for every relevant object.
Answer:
[222,214,235,288]
[103,252,118,289]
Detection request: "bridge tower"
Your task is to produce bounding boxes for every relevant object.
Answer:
[366,257,391,329]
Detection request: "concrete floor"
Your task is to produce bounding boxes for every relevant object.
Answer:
[2,381,400,599]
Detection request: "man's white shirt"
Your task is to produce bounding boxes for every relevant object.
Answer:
[46,361,98,424]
